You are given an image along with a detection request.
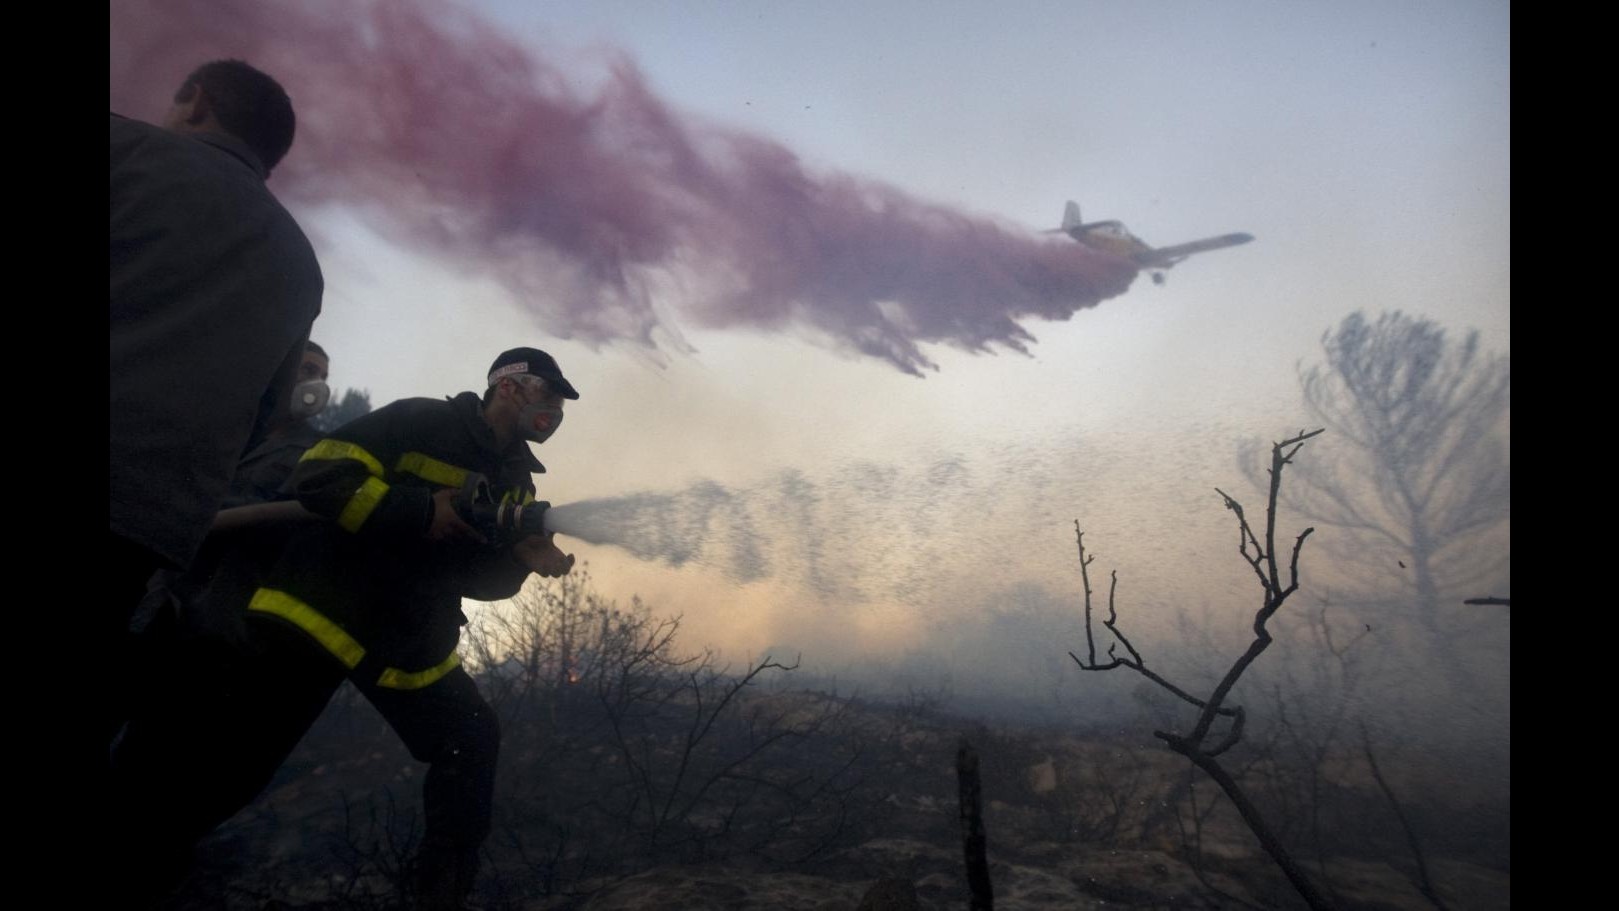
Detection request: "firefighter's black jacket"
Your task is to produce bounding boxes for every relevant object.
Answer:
[252,392,542,685]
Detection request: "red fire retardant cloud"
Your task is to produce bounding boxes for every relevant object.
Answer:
[110,0,1139,376]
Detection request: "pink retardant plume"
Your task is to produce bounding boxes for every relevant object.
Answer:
[111,0,1139,376]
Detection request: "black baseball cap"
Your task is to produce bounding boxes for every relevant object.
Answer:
[487,347,580,400]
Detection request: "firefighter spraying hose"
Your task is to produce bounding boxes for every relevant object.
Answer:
[114,345,583,910]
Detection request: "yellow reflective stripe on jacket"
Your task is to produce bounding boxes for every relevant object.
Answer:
[250,589,460,690]
[248,588,366,670]
[296,440,390,532]
[395,452,470,489]
[301,439,386,478]
[337,476,389,532]
[376,651,463,690]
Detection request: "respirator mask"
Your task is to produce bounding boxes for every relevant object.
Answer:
[520,401,564,445]
[512,375,564,445]
[289,379,330,419]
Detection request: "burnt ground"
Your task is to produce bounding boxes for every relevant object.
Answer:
[154,669,1509,911]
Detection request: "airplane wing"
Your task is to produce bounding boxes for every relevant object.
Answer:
[1136,232,1254,267]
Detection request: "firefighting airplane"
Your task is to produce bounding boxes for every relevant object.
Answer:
[1051,200,1253,285]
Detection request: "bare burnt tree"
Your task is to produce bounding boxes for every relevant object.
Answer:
[1138,595,1395,906]
[594,649,860,862]
[1264,604,1370,902]
[462,572,866,900]
[1171,765,1272,911]
[1073,428,1332,910]
[1262,311,1509,626]
[462,567,659,736]
[1043,741,1150,845]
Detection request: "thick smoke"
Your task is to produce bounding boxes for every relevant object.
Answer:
[109,0,1138,375]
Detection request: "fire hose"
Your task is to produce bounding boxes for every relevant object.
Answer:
[206,473,551,543]
[452,472,551,545]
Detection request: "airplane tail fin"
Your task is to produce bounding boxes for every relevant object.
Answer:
[1061,201,1083,232]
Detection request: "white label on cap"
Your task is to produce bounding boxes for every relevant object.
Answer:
[488,362,529,386]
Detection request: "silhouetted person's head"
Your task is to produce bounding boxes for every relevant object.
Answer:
[300,341,330,387]
[270,340,331,434]
[164,60,296,174]
[482,348,579,449]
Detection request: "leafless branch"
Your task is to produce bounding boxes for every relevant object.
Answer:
[1072,429,1332,910]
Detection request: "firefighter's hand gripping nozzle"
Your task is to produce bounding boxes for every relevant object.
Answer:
[452,473,551,546]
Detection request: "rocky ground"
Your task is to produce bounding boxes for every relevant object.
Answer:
[155,675,1508,910]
